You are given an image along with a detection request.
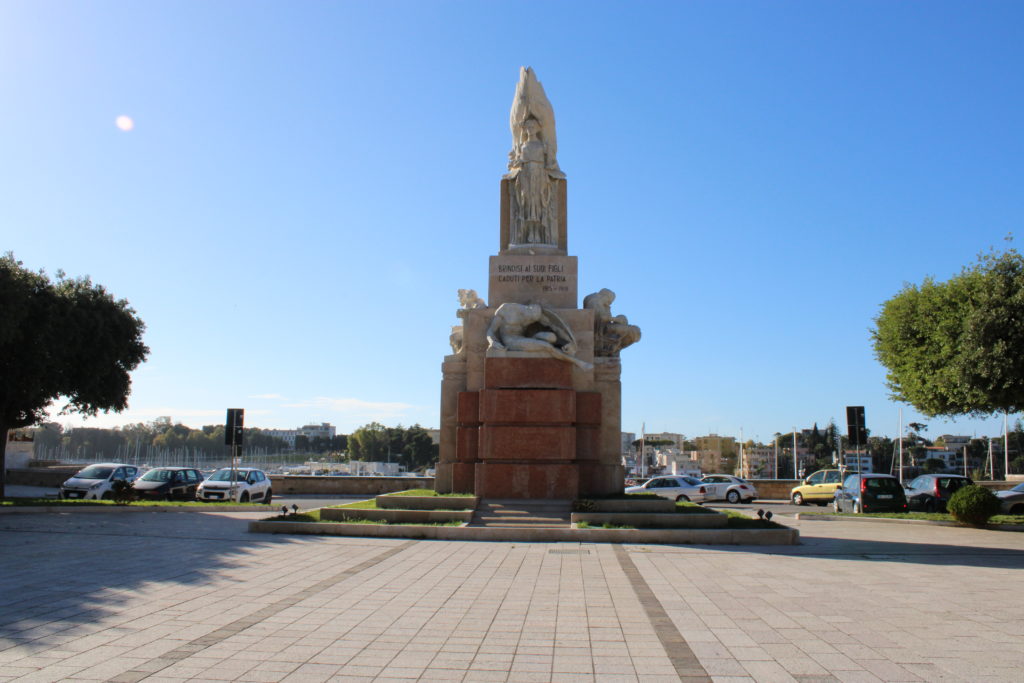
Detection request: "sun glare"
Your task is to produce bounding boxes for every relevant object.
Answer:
[115,115,134,131]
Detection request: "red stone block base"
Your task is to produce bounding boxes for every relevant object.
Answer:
[475,462,579,499]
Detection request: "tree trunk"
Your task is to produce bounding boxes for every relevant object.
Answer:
[0,422,9,498]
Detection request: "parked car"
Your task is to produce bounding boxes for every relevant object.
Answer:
[791,469,843,506]
[700,474,758,503]
[903,473,973,513]
[132,467,205,501]
[60,463,140,500]
[995,482,1024,515]
[625,475,707,503]
[833,473,908,513]
[196,467,272,503]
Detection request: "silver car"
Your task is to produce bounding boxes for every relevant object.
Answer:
[995,482,1024,515]
[60,463,140,500]
[625,475,707,503]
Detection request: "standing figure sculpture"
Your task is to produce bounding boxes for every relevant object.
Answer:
[505,67,565,247]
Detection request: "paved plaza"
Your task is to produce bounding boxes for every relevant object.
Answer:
[1,509,1023,682]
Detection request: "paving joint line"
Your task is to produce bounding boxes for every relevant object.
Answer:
[104,540,417,683]
[612,543,711,682]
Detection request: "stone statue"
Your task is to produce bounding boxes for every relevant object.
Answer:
[457,289,486,310]
[505,67,565,247]
[486,302,592,370]
[449,289,488,355]
[583,288,641,357]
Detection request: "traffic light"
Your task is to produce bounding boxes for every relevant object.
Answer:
[225,408,244,446]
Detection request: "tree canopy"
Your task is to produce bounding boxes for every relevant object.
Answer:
[347,422,438,471]
[873,246,1024,418]
[0,254,148,493]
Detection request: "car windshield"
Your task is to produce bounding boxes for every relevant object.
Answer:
[1012,483,1024,493]
[865,477,901,492]
[209,469,247,482]
[140,469,176,482]
[75,466,113,480]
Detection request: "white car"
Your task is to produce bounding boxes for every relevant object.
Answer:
[196,467,272,503]
[60,463,140,500]
[625,475,708,503]
[700,475,758,504]
[995,482,1024,515]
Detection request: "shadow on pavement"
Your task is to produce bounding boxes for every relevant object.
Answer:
[650,531,1024,570]
[0,510,352,650]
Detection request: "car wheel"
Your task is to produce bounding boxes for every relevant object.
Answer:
[101,492,113,500]
[726,490,741,504]
[676,495,690,502]
[240,492,250,503]
[264,489,272,505]
[1010,504,1024,515]
[924,500,936,513]
[792,493,804,506]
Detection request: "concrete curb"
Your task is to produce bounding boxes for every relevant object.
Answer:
[321,508,475,523]
[794,513,1024,532]
[248,520,800,544]
[571,511,728,528]
[0,504,275,515]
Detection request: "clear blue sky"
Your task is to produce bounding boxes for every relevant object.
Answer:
[3,2,1023,443]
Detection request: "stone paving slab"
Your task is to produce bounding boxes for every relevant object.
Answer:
[1,510,1023,681]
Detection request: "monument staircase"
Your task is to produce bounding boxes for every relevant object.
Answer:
[470,499,572,528]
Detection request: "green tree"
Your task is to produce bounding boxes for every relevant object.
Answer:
[874,246,1024,417]
[0,255,148,494]
[348,422,389,460]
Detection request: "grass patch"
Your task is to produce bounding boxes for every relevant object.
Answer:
[385,489,474,497]
[721,511,785,529]
[576,521,635,529]
[334,499,472,512]
[1,498,265,508]
[590,492,661,500]
[675,501,719,514]
[262,510,321,522]
[261,510,464,527]
[990,514,1024,525]
[335,499,378,509]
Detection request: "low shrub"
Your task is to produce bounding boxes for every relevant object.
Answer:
[947,484,1001,526]
[110,480,135,505]
[572,499,598,512]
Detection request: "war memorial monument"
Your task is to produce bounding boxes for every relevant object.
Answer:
[435,67,641,500]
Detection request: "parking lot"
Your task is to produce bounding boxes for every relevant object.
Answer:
[1,504,1023,682]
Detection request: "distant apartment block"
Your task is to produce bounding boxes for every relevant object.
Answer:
[740,445,775,479]
[645,432,686,449]
[262,422,337,450]
[694,434,736,473]
[657,449,701,478]
[842,450,873,474]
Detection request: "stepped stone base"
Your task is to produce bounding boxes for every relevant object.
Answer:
[470,499,572,528]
